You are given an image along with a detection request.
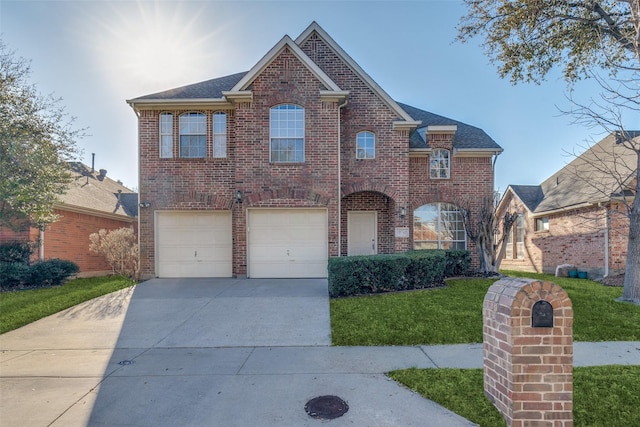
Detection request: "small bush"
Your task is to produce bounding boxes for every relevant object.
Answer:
[0,259,78,291]
[89,227,139,279]
[0,241,35,264]
[0,262,30,290]
[28,259,79,287]
[444,250,471,277]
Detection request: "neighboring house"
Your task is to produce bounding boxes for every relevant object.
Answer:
[0,162,138,276]
[127,22,503,279]
[497,132,639,279]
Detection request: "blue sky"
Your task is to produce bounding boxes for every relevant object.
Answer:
[0,0,622,193]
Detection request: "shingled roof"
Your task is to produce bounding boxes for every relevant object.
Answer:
[398,103,501,151]
[59,162,138,218]
[506,132,639,214]
[129,72,500,151]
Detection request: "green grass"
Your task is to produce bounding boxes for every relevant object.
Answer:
[0,276,135,334]
[389,366,640,427]
[330,272,640,346]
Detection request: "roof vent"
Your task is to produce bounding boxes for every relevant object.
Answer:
[98,169,107,181]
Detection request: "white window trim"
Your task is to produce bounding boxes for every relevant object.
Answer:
[269,104,305,163]
[179,112,207,158]
[159,112,173,158]
[430,148,451,179]
[413,202,466,250]
[213,111,227,158]
[356,131,375,159]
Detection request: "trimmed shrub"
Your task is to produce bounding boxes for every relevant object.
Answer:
[328,249,471,297]
[0,259,79,291]
[0,241,34,264]
[328,254,410,297]
[0,262,30,290]
[444,250,471,277]
[405,250,447,289]
[28,259,79,287]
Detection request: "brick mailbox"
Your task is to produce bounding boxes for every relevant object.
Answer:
[483,278,573,427]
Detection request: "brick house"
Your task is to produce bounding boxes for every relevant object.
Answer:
[0,162,138,276]
[497,132,639,279]
[127,22,502,279]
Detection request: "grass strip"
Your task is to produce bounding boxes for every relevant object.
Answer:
[331,273,640,346]
[389,366,640,427]
[0,276,135,334]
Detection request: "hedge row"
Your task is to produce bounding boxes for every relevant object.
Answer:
[0,259,80,291]
[328,250,470,297]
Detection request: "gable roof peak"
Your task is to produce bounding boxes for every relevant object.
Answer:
[295,22,418,126]
[228,33,342,95]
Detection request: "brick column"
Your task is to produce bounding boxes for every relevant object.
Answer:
[483,278,573,427]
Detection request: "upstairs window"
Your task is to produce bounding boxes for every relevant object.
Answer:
[179,112,206,158]
[270,104,304,163]
[356,131,375,159]
[430,148,450,179]
[213,112,227,158]
[159,113,173,158]
[413,202,466,250]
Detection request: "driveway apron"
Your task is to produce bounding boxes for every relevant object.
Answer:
[0,278,475,427]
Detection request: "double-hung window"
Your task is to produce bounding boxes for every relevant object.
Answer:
[270,104,304,163]
[356,131,375,159]
[159,113,173,158]
[506,214,525,259]
[430,148,450,179]
[179,112,206,158]
[213,112,227,158]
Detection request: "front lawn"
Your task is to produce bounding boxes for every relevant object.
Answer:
[0,275,135,334]
[390,366,640,427]
[330,272,640,346]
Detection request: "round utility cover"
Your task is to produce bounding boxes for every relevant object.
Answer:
[305,395,349,419]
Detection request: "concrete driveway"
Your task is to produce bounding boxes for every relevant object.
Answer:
[0,278,476,427]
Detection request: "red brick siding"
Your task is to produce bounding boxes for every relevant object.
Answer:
[44,209,135,273]
[484,278,573,427]
[136,34,498,277]
[498,192,625,277]
[409,155,496,266]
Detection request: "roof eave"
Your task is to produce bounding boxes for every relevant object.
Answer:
[126,98,232,111]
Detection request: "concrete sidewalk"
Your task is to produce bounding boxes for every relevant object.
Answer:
[1,278,639,427]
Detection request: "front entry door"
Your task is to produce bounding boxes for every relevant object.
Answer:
[347,211,377,256]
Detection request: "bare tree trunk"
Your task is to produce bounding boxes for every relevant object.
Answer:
[621,161,640,304]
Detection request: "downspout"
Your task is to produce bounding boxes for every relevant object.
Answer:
[39,229,44,261]
[604,208,610,278]
[337,98,348,257]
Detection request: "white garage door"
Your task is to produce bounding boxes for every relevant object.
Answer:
[156,211,232,278]
[248,209,328,278]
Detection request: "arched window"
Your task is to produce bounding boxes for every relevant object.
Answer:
[356,131,375,159]
[270,104,304,162]
[430,148,450,179]
[179,112,206,158]
[213,112,227,158]
[413,202,466,250]
[159,112,173,158]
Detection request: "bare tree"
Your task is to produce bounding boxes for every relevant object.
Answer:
[458,0,640,303]
[458,194,519,274]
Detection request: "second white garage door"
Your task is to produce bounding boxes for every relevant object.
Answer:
[156,211,232,278]
[248,209,328,278]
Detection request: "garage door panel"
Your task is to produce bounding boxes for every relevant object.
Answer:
[248,209,327,278]
[156,211,232,278]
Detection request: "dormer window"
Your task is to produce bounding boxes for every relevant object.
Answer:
[356,131,375,159]
[430,148,450,179]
